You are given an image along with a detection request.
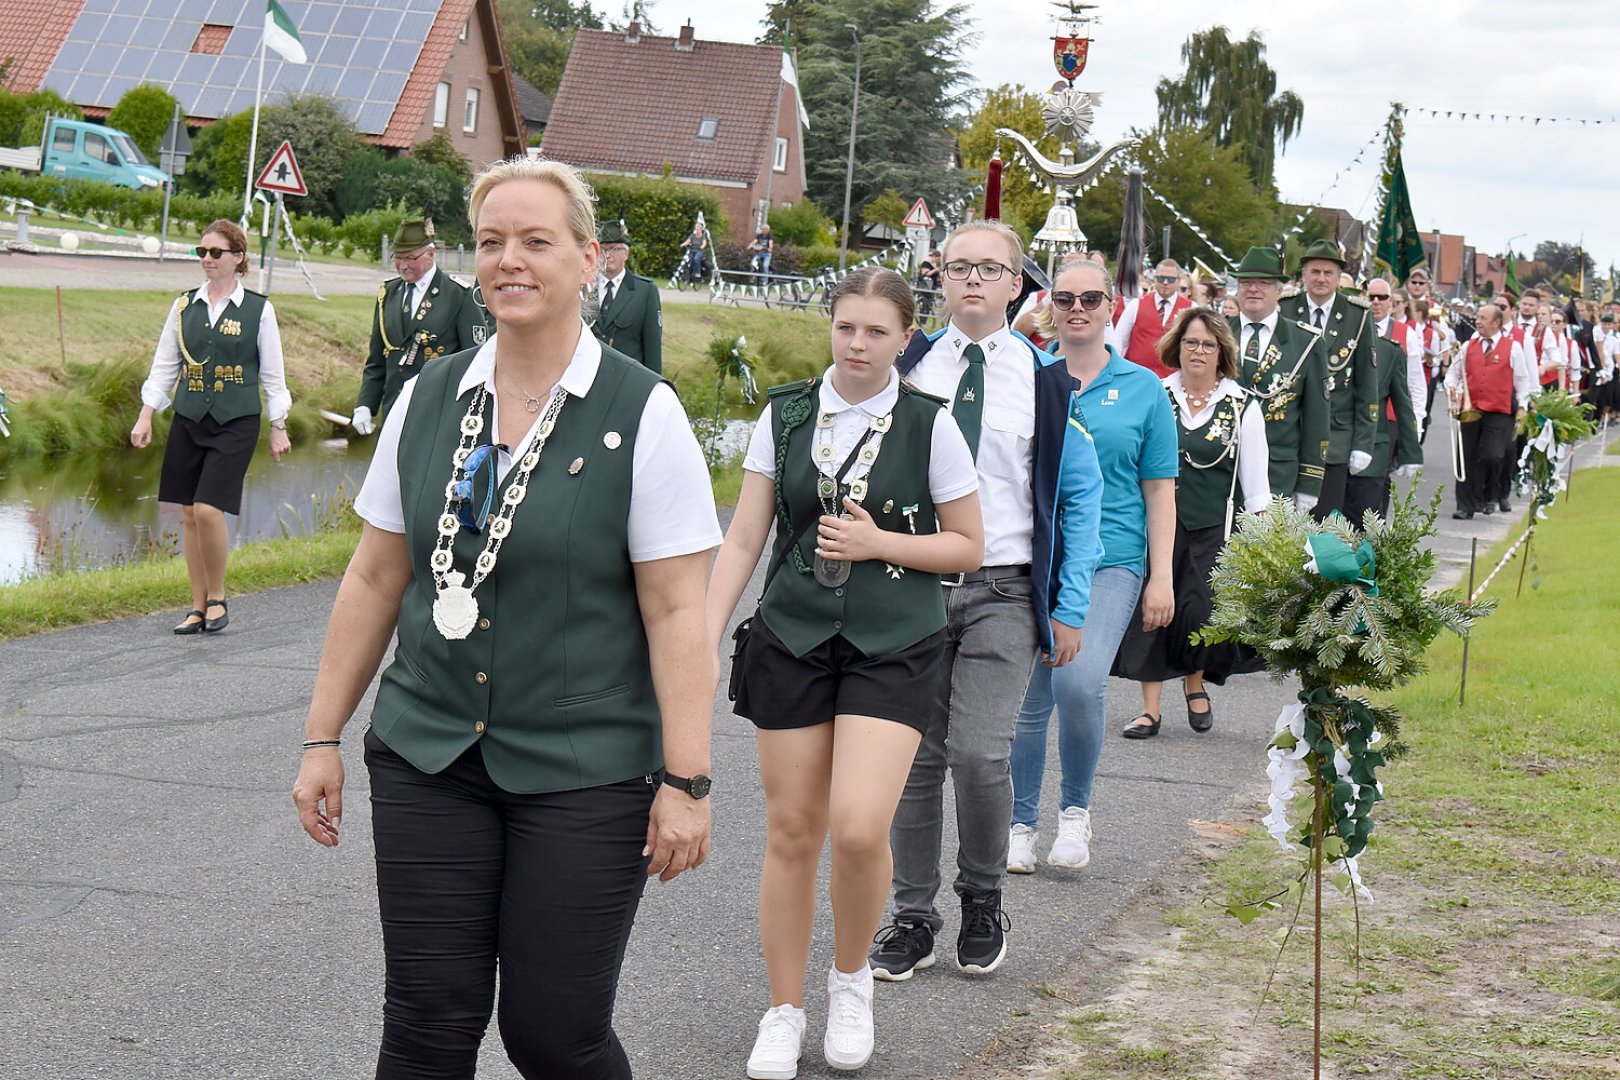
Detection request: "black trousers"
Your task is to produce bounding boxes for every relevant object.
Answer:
[365,729,655,1080]
[1312,462,1350,521]
[1458,412,1515,513]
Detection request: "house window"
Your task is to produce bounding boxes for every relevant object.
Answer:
[773,136,788,172]
[459,20,469,41]
[434,82,449,128]
[696,117,718,140]
[464,87,480,133]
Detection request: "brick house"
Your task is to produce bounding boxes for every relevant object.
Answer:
[0,0,523,168]
[541,23,808,243]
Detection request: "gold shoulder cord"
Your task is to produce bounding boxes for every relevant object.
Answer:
[173,296,196,364]
[376,285,399,352]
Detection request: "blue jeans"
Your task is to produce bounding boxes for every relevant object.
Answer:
[1009,566,1142,828]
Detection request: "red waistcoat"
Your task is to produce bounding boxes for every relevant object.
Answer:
[1464,335,1516,415]
[1124,293,1187,376]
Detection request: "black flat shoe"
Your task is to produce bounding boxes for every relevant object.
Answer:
[1452,511,1473,520]
[1498,499,1512,513]
[204,599,229,633]
[1121,713,1161,739]
[1481,504,1494,515]
[173,610,205,635]
[1185,690,1214,733]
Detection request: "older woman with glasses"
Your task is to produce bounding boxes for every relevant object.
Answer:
[130,218,291,634]
[1006,256,1179,876]
[1111,309,1269,738]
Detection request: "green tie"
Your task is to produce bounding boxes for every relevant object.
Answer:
[955,343,985,459]
[1245,322,1263,364]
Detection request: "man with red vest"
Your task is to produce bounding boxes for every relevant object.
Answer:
[1112,259,1191,377]
[1367,280,1428,439]
[1443,302,1534,520]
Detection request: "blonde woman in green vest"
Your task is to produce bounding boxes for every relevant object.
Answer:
[130,219,292,634]
[291,158,721,1079]
[1112,309,1270,736]
[706,267,984,1079]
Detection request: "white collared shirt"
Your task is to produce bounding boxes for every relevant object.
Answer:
[1444,333,1536,406]
[1240,309,1280,358]
[139,279,292,420]
[1308,297,1334,329]
[904,321,1036,566]
[402,264,438,317]
[355,326,722,562]
[598,269,627,301]
[741,366,978,506]
[1164,373,1271,513]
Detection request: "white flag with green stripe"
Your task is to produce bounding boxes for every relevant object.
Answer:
[265,0,307,64]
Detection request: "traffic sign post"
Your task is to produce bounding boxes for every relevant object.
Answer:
[903,198,935,275]
[254,140,306,295]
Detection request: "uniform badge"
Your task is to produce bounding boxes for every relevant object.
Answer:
[472,324,487,345]
[962,388,975,403]
[603,431,622,450]
[569,457,584,475]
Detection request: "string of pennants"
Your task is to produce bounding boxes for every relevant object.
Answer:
[1136,176,1238,271]
[691,241,910,305]
[1406,105,1618,126]
[1280,125,1387,241]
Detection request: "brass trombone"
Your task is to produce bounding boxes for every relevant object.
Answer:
[1448,345,1475,483]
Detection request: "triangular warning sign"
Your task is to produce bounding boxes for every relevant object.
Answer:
[255,140,308,197]
[902,198,934,229]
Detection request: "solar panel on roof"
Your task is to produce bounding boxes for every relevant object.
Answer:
[46,0,439,136]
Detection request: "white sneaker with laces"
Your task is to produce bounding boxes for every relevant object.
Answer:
[747,1004,806,1080]
[1007,823,1037,874]
[823,966,875,1071]
[1047,806,1092,869]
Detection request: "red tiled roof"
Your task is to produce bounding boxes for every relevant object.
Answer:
[0,0,84,94]
[543,28,783,184]
[380,0,478,150]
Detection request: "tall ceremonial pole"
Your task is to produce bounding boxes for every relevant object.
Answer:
[241,32,267,227]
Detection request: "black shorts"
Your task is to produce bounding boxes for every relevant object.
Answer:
[158,412,260,515]
[733,617,946,734]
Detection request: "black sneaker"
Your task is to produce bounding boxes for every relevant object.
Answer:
[956,890,1010,974]
[869,919,936,982]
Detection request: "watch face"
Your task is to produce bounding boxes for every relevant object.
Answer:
[689,774,712,799]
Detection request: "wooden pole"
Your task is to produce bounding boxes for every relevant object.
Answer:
[1460,537,1477,707]
[55,286,66,364]
[1516,529,1533,598]
[1313,772,1325,1080]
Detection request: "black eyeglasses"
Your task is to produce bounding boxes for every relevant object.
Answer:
[1051,290,1110,312]
[452,443,507,533]
[943,260,1014,281]
[194,246,239,259]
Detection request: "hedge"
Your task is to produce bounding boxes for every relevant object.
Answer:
[583,171,727,278]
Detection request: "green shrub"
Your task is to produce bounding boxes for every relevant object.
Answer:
[105,85,181,161]
[769,201,834,247]
[181,110,254,198]
[13,89,83,147]
[583,171,727,277]
[410,129,472,183]
[336,202,408,260]
[373,158,471,244]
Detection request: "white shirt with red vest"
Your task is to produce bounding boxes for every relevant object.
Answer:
[1114,291,1190,377]
[1534,328,1577,389]
[1378,316,1428,435]
[1444,332,1534,415]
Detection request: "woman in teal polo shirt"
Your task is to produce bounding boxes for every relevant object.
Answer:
[292,158,721,1079]
[1007,256,1179,875]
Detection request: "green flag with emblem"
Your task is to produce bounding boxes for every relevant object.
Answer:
[1374,149,1425,284]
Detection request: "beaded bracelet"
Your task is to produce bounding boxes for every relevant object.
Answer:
[302,739,341,749]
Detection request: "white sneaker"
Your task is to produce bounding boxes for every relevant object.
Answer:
[1007,823,1038,874]
[823,966,875,1071]
[1048,806,1092,869]
[747,1004,806,1080]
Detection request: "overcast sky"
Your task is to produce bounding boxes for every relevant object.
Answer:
[670,0,1619,271]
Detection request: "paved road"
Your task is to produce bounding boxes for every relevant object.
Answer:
[0,379,1602,1077]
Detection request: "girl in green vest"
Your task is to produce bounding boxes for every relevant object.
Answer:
[706,267,984,1079]
[130,218,293,634]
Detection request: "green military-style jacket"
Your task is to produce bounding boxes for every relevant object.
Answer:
[1170,388,1252,532]
[1280,290,1378,465]
[1360,335,1423,479]
[172,287,267,424]
[592,272,663,374]
[357,268,491,417]
[1230,313,1329,499]
[371,343,664,794]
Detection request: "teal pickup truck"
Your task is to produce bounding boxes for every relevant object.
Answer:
[0,117,170,190]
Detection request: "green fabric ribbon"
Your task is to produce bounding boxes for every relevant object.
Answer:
[1304,533,1379,597]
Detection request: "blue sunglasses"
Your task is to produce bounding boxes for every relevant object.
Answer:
[452,443,506,533]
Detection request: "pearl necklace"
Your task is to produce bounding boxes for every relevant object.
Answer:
[429,383,568,639]
[1183,382,1217,413]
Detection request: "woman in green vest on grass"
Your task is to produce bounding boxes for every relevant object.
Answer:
[706,267,984,1079]
[130,218,292,634]
[291,159,721,1080]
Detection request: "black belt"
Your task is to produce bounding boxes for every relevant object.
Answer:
[941,564,1032,588]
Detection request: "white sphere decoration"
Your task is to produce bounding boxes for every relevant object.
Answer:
[60,231,79,251]
[141,235,161,255]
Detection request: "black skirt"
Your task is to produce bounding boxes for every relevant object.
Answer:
[1110,520,1265,684]
[158,412,260,515]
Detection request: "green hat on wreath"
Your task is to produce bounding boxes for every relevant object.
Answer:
[392,215,435,250]
[1233,246,1287,280]
[1299,238,1347,268]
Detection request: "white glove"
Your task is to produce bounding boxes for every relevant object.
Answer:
[352,406,375,436]
[1293,492,1319,513]
[1348,450,1373,475]
[1393,464,1419,480]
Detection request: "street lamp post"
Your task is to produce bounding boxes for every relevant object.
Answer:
[838,24,862,271]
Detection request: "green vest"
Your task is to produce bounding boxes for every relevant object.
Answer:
[372,345,663,794]
[760,378,945,658]
[171,288,266,424]
[1172,390,1244,532]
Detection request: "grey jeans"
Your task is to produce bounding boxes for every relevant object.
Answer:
[888,576,1040,929]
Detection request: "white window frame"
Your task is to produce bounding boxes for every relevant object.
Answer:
[459,20,469,42]
[696,117,718,140]
[773,136,788,172]
[434,82,449,128]
[463,87,480,133]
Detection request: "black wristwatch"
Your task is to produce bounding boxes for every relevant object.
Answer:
[662,771,712,800]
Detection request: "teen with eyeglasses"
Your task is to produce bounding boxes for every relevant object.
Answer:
[1007,256,1177,872]
[131,218,291,635]
[870,221,1104,984]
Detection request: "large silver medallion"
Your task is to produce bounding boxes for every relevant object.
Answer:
[813,514,854,588]
[432,570,479,640]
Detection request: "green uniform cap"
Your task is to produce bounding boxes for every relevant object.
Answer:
[598,220,631,246]
[1299,238,1347,269]
[393,216,435,251]
[1233,246,1287,280]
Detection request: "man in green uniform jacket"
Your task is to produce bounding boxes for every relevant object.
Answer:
[1280,239,1378,520]
[591,220,663,374]
[1228,246,1330,508]
[352,217,490,434]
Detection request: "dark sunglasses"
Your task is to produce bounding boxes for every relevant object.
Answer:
[194,246,239,259]
[1368,292,1392,300]
[1154,274,1179,284]
[452,443,508,533]
[1051,290,1110,312]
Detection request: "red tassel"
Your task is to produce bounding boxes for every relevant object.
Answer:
[985,150,1003,221]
